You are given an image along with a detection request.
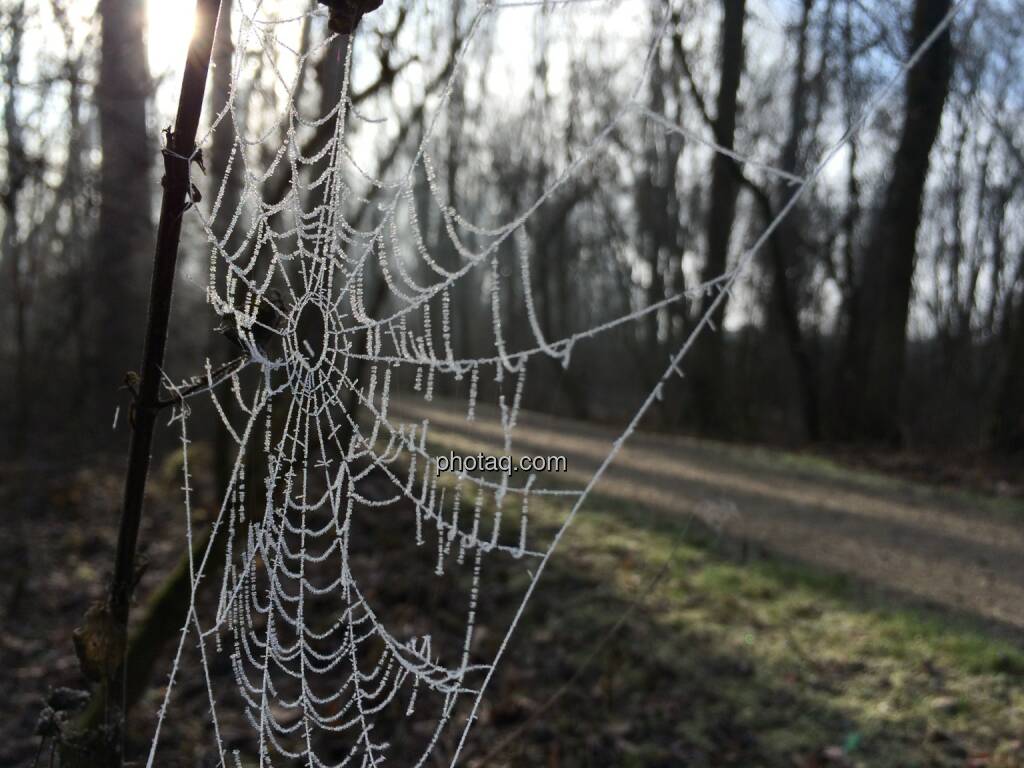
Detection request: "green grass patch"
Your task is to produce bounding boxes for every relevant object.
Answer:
[402,430,1024,765]
[532,492,1024,766]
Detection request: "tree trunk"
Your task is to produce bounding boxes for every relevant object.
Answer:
[691,0,746,435]
[842,0,954,443]
[63,3,222,764]
[993,288,1024,452]
[2,2,29,456]
[635,32,681,402]
[769,0,821,441]
[208,0,241,494]
[93,0,153,415]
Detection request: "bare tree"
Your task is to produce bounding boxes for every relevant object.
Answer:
[635,18,684,411]
[691,0,746,435]
[93,0,154,409]
[765,0,821,440]
[842,0,954,443]
[208,0,241,491]
[2,0,30,455]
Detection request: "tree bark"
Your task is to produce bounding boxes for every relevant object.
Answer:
[993,286,1024,452]
[691,0,746,435]
[636,33,682,403]
[93,0,154,412]
[842,0,954,443]
[769,0,821,441]
[63,3,222,765]
[2,2,29,456]
[208,0,242,494]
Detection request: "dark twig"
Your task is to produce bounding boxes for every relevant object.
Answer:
[70,2,222,765]
[154,354,250,409]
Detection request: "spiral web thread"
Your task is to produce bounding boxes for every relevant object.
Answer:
[148,1,963,766]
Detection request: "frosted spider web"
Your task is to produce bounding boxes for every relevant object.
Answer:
[148,1,963,766]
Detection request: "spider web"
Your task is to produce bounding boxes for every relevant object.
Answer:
[147,1,963,766]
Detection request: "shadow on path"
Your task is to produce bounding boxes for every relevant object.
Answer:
[393,398,1024,635]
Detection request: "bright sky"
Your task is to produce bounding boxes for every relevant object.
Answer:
[147,0,199,117]
[141,0,798,135]
[135,0,807,337]
[147,0,198,74]
[143,1,641,122]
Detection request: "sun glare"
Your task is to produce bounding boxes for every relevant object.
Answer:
[147,0,198,77]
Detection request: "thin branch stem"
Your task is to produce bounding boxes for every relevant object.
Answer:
[100,2,222,765]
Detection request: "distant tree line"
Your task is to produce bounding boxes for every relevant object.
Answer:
[1,0,1022,461]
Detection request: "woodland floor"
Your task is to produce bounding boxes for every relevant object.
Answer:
[2,407,1024,767]
[394,397,1024,635]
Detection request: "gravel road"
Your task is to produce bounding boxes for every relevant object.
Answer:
[392,397,1024,634]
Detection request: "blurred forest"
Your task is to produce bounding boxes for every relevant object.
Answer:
[3,1,1024,766]
[0,0,1022,464]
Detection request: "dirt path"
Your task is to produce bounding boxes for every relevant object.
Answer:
[392,397,1024,634]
